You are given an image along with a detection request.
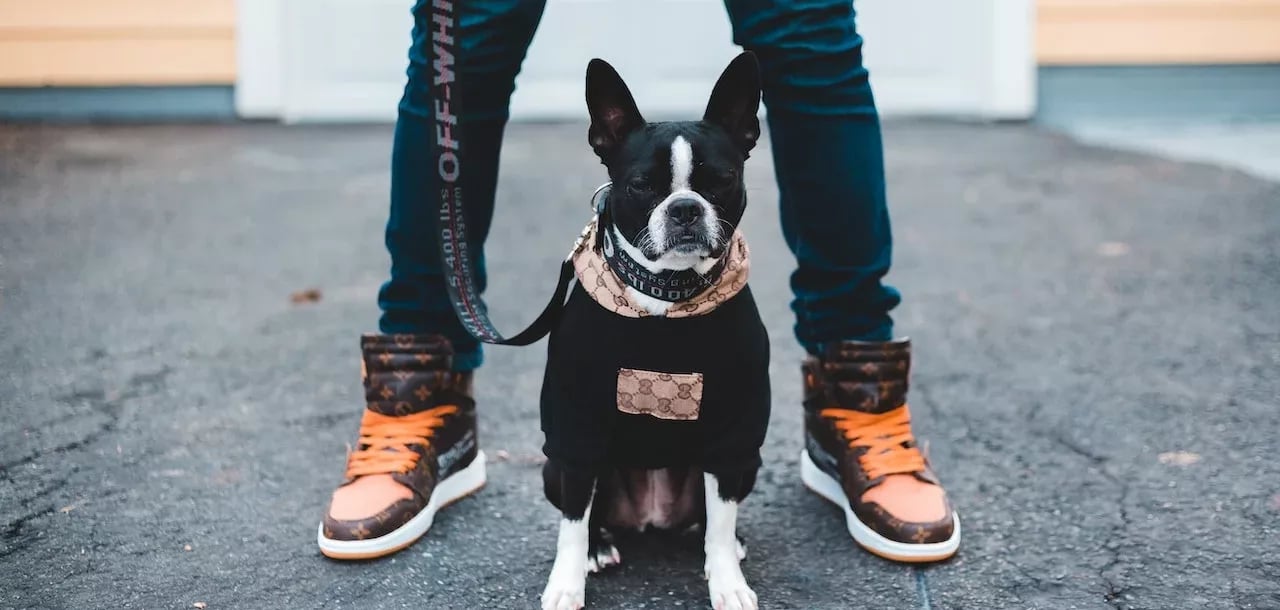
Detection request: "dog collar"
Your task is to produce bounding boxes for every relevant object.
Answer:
[591,183,731,303]
[601,229,730,303]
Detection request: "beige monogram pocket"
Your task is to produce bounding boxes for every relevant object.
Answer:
[616,368,704,421]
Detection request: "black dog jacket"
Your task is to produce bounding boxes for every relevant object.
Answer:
[539,222,771,477]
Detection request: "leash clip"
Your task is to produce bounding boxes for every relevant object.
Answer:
[590,182,612,214]
[566,183,611,261]
[567,217,596,262]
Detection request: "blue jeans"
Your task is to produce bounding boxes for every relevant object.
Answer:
[379,0,900,371]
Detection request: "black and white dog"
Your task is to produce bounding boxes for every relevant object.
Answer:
[539,53,770,610]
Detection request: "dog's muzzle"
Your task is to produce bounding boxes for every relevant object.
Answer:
[667,198,704,227]
[658,197,718,255]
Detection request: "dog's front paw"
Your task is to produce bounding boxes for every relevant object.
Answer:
[541,570,586,610]
[706,559,757,610]
[708,579,757,610]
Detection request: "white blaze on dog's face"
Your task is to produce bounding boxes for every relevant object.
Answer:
[584,54,762,274]
[644,136,723,271]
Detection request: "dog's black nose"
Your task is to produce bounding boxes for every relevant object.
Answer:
[667,199,703,226]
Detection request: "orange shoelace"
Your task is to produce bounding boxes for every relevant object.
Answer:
[344,406,458,478]
[820,405,927,480]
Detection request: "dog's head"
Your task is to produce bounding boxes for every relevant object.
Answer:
[586,52,761,271]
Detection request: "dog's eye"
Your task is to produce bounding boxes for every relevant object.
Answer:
[625,179,648,195]
[708,170,738,192]
[701,167,737,186]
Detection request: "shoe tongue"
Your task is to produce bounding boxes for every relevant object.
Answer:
[819,340,911,414]
[360,334,464,416]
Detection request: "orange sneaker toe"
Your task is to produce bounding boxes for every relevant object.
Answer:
[858,474,955,544]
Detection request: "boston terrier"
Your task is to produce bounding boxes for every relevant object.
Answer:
[538,52,770,610]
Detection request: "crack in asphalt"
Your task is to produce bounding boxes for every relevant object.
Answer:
[1100,475,1134,610]
[1015,390,1139,608]
[915,375,1141,608]
[1,367,169,472]
[1001,556,1055,590]
[1035,430,1134,609]
[0,391,114,473]
[0,367,171,558]
[1,463,85,559]
[913,567,933,610]
[1046,428,1110,466]
[0,504,57,558]
[284,410,359,429]
[914,377,1033,474]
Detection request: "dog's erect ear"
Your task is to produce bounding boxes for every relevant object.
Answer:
[703,51,762,154]
[586,59,645,160]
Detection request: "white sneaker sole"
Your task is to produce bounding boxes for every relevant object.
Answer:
[317,451,487,560]
[800,449,960,563]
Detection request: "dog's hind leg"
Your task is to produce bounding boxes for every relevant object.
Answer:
[542,459,595,610]
[586,526,621,573]
[703,471,758,610]
[585,469,621,572]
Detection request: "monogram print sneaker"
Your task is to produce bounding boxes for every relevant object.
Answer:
[800,338,960,562]
[317,334,486,560]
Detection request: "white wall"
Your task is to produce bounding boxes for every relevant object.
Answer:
[237,0,1035,122]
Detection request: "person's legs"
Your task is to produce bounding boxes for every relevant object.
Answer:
[378,0,547,371]
[724,0,959,562]
[318,0,546,561]
[724,0,898,353]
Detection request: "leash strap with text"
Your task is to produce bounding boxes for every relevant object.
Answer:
[431,0,573,346]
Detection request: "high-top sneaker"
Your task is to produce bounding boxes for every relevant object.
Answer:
[799,338,960,562]
[317,333,486,560]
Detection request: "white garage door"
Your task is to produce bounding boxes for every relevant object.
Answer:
[236,0,1035,122]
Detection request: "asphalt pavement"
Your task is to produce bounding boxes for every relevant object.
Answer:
[1,121,1277,610]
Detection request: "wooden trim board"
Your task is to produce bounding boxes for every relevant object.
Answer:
[0,0,235,86]
[0,0,233,30]
[1038,0,1280,65]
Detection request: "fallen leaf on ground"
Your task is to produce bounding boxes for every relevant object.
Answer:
[494,449,510,461]
[290,288,323,304]
[193,603,207,609]
[184,544,193,551]
[1097,242,1131,257]
[59,504,76,514]
[211,468,243,486]
[1158,451,1201,466]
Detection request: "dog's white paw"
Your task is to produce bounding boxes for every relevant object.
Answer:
[708,578,757,610]
[586,543,622,573]
[546,513,591,609]
[706,560,757,610]
[541,573,586,610]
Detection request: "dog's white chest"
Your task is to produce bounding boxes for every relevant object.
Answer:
[625,287,673,316]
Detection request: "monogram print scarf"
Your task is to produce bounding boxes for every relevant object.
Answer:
[570,220,750,318]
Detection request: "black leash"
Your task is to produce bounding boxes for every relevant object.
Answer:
[431,2,724,344]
